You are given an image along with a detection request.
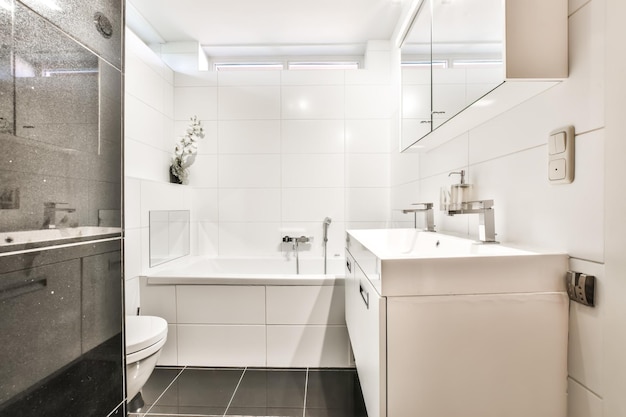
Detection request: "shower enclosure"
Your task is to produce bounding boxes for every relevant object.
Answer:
[0,1,124,416]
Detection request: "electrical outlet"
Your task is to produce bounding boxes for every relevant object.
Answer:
[566,270,595,307]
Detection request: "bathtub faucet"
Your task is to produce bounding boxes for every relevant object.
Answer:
[282,235,310,244]
[43,202,76,229]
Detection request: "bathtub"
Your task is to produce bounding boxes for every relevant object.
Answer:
[140,255,351,369]
[147,255,345,285]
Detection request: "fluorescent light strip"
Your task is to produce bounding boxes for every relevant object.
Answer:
[288,62,359,70]
[214,63,283,71]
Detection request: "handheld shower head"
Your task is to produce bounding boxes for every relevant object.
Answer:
[323,217,332,225]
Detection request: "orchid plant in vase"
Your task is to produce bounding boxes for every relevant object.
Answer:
[170,115,205,184]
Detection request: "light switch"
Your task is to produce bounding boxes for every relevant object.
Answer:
[548,126,574,184]
[554,132,566,153]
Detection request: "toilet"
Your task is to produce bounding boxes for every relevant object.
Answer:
[125,315,168,402]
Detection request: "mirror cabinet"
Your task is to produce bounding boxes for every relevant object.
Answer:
[400,0,568,151]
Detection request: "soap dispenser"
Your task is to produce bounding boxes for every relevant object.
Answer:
[448,170,472,210]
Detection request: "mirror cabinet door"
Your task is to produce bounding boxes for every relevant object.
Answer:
[431,0,504,129]
[400,0,432,150]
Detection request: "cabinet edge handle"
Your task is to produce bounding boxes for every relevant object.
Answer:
[0,277,47,301]
[359,282,369,309]
[346,258,352,273]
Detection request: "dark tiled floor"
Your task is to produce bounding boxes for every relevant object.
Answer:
[128,367,367,417]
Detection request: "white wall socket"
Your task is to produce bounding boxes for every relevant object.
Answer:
[548,126,575,184]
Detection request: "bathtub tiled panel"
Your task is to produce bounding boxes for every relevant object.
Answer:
[176,286,265,324]
[141,279,350,368]
[266,286,345,325]
[139,277,177,323]
[177,325,266,367]
[267,325,351,368]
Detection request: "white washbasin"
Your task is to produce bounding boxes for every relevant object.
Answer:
[0,226,122,253]
[347,228,568,297]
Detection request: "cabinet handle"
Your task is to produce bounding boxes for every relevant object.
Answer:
[0,277,47,301]
[359,283,369,309]
[346,258,352,273]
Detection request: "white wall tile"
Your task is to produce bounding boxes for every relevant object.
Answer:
[218,70,281,86]
[140,180,192,227]
[567,378,602,417]
[282,188,345,222]
[345,119,391,153]
[178,325,266,367]
[219,155,281,188]
[281,120,345,154]
[124,177,141,229]
[281,69,344,85]
[125,94,168,149]
[218,86,281,120]
[267,286,345,325]
[345,188,390,222]
[218,222,282,257]
[187,155,218,187]
[282,85,345,119]
[174,70,218,87]
[420,133,468,179]
[266,325,350,367]
[195,221,219,257]
[282,154,345,188]
[177,286,265,324]
[174,86,218,121]
[191,188,219,222]
[390,147,420,186]
[346,154,390,187]
[345,85,393,119]
[124,228,142,282]
[218,120,281,154]
[219,188,281,222]
[124,139,170,182]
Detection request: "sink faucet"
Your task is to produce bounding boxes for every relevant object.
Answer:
[43,202,76,229]
[402,203,435,232]
[445,199,497,243]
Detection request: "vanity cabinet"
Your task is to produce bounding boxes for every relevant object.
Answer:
[345,229,569,417]
[345,253,386,417]
[400,0,568,151]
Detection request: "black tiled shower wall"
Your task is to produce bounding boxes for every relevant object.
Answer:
[0,0,124,416]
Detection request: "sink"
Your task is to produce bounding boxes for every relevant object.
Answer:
[346,228,568,297]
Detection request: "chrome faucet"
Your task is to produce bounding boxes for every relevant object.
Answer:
[445,199,497,243]
[43,202,76,229]
[402,203,436,232]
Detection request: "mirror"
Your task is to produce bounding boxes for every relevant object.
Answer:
[400,0,432,150]
[401,0,505,150]
[149,210,190,267]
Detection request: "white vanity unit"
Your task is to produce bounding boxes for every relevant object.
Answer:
[345,229,569,417]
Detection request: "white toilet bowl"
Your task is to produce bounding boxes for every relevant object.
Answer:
[125,315,168,401]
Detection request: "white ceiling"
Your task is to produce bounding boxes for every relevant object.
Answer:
[127,0,407,58]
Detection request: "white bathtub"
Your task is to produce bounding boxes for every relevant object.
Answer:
[140,255,351,368]
[147,255,346,286]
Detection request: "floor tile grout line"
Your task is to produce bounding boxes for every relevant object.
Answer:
[140,365,187,417]
[223,366,247,417]
[302,367,309,417]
